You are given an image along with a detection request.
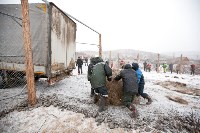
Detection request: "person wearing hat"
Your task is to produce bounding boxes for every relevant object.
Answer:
[90,57,112,112]
[114,64,139,118]
[132,62,152,105]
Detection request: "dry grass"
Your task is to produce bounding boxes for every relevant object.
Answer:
[106,69,123,106]
[156,81,200,96]
[166,95,188,105]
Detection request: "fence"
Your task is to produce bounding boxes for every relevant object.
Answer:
[0,3,47,89]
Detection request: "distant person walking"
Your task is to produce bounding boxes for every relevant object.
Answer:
[176,64,181,74]
[190,64,195,75]
[85,57,88,66]
[143,61,147,71]
[146,64,151,72]
[76,57,83,74]
[162,62,168,73]
[169,63,173,74]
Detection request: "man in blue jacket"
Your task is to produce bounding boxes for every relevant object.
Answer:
[132,63,152,105]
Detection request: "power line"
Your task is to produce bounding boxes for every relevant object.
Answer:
[42,0,100,35]
[76,42,98,46]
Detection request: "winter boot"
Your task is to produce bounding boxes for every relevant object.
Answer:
[94,94,99,104]
[128,104,139,118]
[90,88,95,97]
[146,95,152,105]
[98,96,107,112]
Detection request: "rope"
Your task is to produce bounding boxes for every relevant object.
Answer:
[0,11,22,20]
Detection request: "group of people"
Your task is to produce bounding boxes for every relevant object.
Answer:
[143,61,151,72]
[143,60,196,75]
[87,57,152,118]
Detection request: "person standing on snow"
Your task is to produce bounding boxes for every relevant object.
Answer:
[169,63,173,74]
[85,57,88,66]
[162,62,168,73]
[176,64,181,74]
[143,61,147,71]
[90,57,112,112]
[132,63,152,105]
[76,57,83,74]
[190,64,195,75]
[114,64,139,118]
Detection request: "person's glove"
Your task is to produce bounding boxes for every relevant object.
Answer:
[107,77,112,82]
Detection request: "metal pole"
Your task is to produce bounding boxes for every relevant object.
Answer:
[21,0,36,105]
[99,34,102,57]
[157,53,160,73]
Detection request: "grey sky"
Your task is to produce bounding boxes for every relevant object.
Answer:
[1,0,200,53]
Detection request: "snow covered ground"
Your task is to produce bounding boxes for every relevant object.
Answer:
[0,64,200,133]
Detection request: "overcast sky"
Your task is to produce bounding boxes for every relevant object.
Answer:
[1,0,200,53]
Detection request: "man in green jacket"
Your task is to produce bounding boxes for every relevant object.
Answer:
[90,57,112,112]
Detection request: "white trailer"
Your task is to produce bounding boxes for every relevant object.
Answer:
[0,2,76,86]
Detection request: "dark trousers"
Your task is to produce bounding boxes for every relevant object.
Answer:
[138,84,148,98]
[94,86,108,97]
[123,92,136,107]
[78,66,82,74]
[191,70,195,75]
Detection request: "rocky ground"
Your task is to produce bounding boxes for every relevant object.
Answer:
[0,65,200,133]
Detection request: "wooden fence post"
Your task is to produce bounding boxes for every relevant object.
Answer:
[21,0,36,105]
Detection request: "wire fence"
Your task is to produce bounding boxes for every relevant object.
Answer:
[0,2,47,89]
[0,5,27,89]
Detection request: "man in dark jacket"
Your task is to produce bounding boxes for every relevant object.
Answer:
[132,63,152,105]
[114,64,138,118]
[191,64,195,75]
[90,57,112,112]
[76,57,83,74]
[143,61,147,71]
[169,63,173,74]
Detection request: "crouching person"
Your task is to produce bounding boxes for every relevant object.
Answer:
[132,63,152,105]
[114,64,139,118]
[90,57,112,112]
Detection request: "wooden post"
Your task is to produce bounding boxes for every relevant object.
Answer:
[137,53,140,63]
[180,54,183,74]
[99,34,102,57]
[109,51,111,67]
[21,0,36,105]
[118,53,120,68]
[157,53,160,73]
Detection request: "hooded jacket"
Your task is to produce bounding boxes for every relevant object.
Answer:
[132,63,145,85]
[114,64,138,94]
[90,57,112,88]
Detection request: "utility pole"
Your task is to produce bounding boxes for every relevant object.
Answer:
[118,53,120,68]
[21,0,36,105]
[180,54,183,74]
[137,53,140,63]
[157,53,160,73]
[99,34,102,57]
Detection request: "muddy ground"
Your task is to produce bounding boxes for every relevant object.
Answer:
[0,68,200,133]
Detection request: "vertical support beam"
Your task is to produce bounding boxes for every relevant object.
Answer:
[109,51,112,66]
[99,34,102,57]
[180,54,183,74]
[21,0,36,105]
[157,53,160,73]
[137,53,140,63]
[117,53,120,68]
